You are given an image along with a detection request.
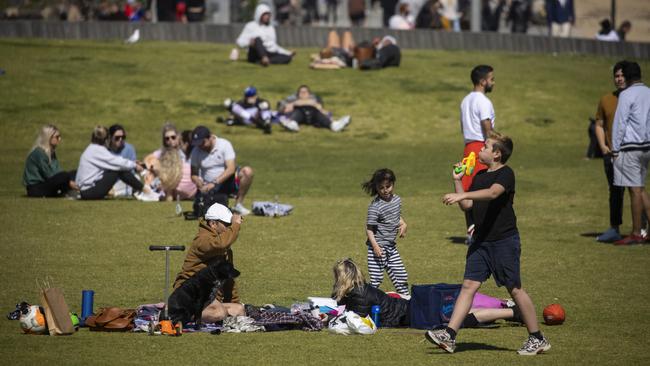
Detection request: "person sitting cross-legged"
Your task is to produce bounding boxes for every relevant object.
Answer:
[189,125,254,216]
[235,3,294,66]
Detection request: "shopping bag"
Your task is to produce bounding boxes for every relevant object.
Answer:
[39,285,74,335]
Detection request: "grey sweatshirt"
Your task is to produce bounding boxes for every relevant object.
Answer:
[75,143,136,191]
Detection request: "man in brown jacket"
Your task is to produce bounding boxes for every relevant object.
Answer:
[173,203,245,322]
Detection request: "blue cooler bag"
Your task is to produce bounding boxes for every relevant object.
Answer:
[409,283,462,329]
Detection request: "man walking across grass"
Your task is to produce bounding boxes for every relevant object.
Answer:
[427,131,550,356]
[611,62,650,245]
[459,65,496,239]
[594,62,627,242]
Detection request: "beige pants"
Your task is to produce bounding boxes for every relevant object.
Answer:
[551,22,571,37]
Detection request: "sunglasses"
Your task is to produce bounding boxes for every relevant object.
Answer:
[113,135,126,141]
[209,220,232,227]
[164,135,177,141]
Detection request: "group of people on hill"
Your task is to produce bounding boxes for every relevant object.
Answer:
[221,84,351,134]
[234,4,401,71]
[21,20,650,354]
[23,123,255,215]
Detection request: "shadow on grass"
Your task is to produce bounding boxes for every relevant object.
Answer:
[426,342,511,354]
[580,232,601,238]
[447,236,467,245]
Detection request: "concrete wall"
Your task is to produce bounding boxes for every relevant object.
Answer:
[0,20,648,59]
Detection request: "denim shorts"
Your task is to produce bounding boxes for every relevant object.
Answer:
[463,232,521,288]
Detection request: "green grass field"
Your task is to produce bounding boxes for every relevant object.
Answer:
[0,38,649,365]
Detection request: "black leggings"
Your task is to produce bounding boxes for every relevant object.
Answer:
[289,107,332,128]
[247,37,293,65]
[26,171,76,197]
[80,170,143,200]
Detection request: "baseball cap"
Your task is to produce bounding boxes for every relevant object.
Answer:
[204,203,233,224]
[191,126,211,147]
[244,86,257,98]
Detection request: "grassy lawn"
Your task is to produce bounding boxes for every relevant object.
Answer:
[0,38,649,365]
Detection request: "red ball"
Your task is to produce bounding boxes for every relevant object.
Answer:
[543,303,565,325]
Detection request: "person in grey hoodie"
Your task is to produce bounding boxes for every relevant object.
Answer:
[235,3,294,66]
[75,126,158,201]
[611,61,650,245]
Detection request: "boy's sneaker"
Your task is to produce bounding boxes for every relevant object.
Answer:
[517,335,551,356]
[279,116,300,132]
[614,234,645,246]
[330,115,351,132]
[232,202,251,216]
[425,328,456,353]
[596,227,622,242]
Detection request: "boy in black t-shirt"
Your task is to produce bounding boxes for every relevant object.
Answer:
[425,131,550,356]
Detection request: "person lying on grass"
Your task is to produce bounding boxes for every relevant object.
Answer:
[332,258,523,328]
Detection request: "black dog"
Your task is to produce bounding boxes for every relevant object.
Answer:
[167,260,240,327]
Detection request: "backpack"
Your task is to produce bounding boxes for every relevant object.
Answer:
[409,283,462,329]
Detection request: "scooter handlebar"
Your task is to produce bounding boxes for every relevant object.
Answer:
[149,245,186,251]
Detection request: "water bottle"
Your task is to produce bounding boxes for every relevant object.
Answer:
[371,305,380,328]
[229,48,239,61]
[175,195,182,216]
[274,195,280,218]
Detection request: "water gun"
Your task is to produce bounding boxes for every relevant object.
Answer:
[454,152,476,176]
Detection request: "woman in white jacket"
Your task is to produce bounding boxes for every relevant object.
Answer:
[75,126,158,201]
[235,3,294,66]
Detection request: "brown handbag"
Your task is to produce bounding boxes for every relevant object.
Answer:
[85,307,136,332]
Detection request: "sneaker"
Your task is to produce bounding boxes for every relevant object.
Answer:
[262,119,272,134]
[65,190,81,200]
[614,234,645,246]
[279,116,300,132]
[135,190,160,202]
[425,328,456,354]
[232,202,251,216]
[596,227,622,242]
[223,98,233,110]
[330,115,351,132]
[517,335,551,356]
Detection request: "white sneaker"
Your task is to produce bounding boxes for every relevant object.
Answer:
[279,116,300,132]
[330,115,351,132]
[232,202,251,216]
[224,98,233,109]
[135,189,160,202]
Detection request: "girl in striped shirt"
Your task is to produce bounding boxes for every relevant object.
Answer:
[362,168,410,297]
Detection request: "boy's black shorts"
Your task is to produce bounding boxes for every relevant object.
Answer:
[463,232,522,288]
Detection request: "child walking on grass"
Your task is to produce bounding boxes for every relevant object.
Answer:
[426,131,550,356]
[362,168,409,297]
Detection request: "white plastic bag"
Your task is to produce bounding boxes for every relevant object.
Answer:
[328,313,351,335]
[345,311,377,335]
